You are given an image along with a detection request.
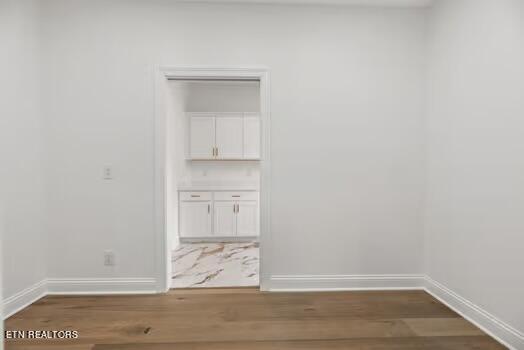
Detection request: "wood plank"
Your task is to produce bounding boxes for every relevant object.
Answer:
[4,289,506,350]
[403,318,485,337]
[6,346,93,350]
[6,337,507,350]
[91,337,506,350]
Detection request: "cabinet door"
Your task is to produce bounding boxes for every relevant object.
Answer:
[179,201,212,237]
[213,201,237,236]
[215,116,243,159]
[236,201,259,237]
[190,116,215,159]
[243,115,261,159]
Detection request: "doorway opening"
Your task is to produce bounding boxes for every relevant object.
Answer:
[154,67,270,292]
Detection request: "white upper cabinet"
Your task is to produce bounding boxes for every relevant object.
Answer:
[215,115,243,159]
[189,116,215,159]
[188,113,260,160]
[243,114,261,159]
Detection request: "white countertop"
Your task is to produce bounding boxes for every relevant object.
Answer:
[177,182,259,192]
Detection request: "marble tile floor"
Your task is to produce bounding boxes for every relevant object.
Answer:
[171,242,259,288]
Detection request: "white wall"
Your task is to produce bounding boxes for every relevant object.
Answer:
[185,81,260,113]
[426,0,524,339]
[186,162,260,187]
[0,0,47,302]
[40,1,427,280]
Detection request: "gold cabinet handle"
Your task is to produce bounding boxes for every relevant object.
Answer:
[216,147,219,157]
[208,204,210,214]
[237,204,239,213]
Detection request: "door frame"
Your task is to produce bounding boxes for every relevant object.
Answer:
[153,66,271,292]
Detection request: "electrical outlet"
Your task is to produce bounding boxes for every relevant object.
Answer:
[104,250,115,266]
[103,166,113,180]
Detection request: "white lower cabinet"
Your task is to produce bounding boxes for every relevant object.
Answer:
[213,201,237,237]
[179,191,259,239]
[179,201,212,238]
[236,201,258,236]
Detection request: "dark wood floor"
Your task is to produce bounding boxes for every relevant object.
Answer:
[5,288,506,349]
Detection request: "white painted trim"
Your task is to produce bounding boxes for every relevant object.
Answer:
[154,66,271,292]
[46,278,158,295]
[3,280,47,319]
[270,274,426,291]
[3,278,157,319]
[424,277,524,350]
[154,65,170,293]
[174,0,434,8]
[258,69,271,292]
[180,237,259,243]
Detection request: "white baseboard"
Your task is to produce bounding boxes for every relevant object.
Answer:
[3,280,47,319]
[424,277,524,350]
[46,278,158,295]
[269,274,426,291]
[3,277,158,319]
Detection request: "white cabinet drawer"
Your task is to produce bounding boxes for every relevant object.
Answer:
[179,191,212,201]
[214,191,258,201]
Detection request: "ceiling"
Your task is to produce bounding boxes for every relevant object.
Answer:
[176,0,434,7]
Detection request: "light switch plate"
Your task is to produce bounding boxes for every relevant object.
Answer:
[104,250,115,266]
